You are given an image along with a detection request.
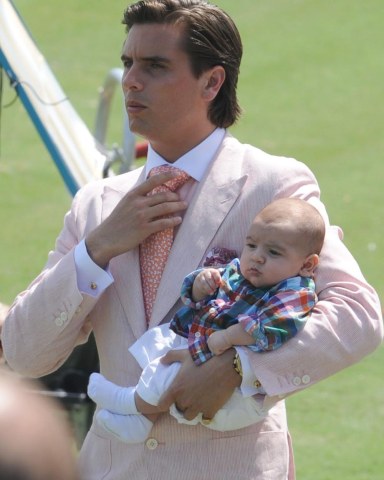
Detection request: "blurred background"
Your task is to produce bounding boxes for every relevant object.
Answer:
[0,1,383,478]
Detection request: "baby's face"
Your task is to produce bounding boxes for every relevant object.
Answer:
[239,218,308,288]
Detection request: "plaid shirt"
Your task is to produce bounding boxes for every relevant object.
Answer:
[170,258,317,365]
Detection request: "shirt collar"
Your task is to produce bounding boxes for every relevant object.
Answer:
[145,128,226,181]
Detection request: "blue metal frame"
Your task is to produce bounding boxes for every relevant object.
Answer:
[0,49,79,196]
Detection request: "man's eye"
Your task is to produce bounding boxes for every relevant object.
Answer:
[246,243,256,249]
[148,62,165,71]
[122,59,132,69]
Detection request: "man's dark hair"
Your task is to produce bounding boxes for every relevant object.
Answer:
[122,0,243,128]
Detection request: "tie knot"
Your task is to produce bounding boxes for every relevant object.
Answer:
[148,165,190,193]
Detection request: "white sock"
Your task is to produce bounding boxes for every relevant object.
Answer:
[87,373,139,415]
[96,409,153,444]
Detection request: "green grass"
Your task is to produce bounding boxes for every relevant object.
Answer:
[288,345,384,479]
[1,1,383,478]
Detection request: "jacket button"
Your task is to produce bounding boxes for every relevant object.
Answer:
[146,438,158,450]
[293,376,302,386]
[302,374,310,384]
[54,316,63,327]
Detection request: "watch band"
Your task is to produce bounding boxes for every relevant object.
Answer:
[233,352,243,377]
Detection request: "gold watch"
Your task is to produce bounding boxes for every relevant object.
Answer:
[233,352,243,377]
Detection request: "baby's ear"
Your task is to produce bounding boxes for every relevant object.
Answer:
[299,254,319,277]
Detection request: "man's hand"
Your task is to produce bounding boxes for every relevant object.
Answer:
[158,348,241,421]
[85,171,188,268]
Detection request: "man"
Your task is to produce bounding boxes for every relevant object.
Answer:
[2,1,382,479]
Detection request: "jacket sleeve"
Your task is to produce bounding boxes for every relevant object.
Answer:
[1,183,104,377]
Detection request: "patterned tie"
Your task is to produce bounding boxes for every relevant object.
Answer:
[140,165,190,322]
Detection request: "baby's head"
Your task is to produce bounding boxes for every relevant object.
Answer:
[240,198,325,288]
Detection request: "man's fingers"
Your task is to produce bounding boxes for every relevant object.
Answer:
[145,190,180,207]
[133,177,188,231]
[146,199,187,222]
[145,216,183,237]
[157,387,175,411]
[135,171,178,196]
[160,348,189,365]
[182,405,203,421]
[158,349,190,411]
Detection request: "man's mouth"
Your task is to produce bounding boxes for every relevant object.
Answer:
[126,100,146,114]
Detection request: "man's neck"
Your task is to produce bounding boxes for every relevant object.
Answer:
[145,128,226,181]
[149,125,217,163]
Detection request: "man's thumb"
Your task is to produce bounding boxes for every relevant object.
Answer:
[160,348,189,365]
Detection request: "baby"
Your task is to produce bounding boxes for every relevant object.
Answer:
[88,197,325,443]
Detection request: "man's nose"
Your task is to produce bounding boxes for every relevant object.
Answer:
[122,65,143,91]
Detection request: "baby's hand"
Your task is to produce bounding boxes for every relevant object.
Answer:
[192,268,222,302]
[207,330,232,356]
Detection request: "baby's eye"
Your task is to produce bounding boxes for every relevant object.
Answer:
[246,243,256,249]
[269,249,281,257]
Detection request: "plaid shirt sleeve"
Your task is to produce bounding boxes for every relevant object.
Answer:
[169,263,235,364]
[170,267,224,338]
[239,276,317,351]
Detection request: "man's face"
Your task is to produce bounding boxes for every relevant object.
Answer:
[121,23,212,160]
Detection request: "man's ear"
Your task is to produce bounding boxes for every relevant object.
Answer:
[299,254,319,277]
[201,65,226,101]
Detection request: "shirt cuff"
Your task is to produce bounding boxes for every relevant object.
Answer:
[235,346,266,397]
[74,239,114,297]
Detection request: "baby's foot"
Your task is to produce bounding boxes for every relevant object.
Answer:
[87,373,138,415]
[96,409,153,444]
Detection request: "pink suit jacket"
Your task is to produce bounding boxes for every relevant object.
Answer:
[2,134,383,480]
